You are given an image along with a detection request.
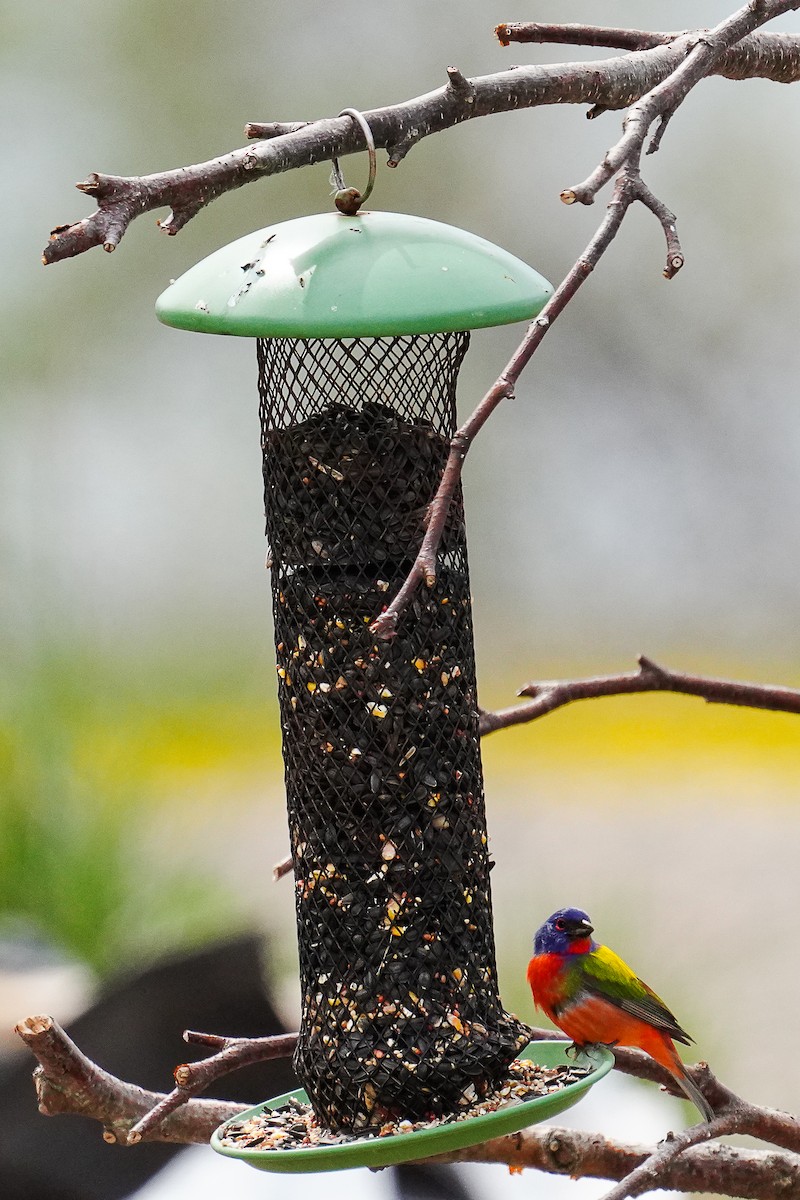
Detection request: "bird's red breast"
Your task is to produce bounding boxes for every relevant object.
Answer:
[527,952,567,1022]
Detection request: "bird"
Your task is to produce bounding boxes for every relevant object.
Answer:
[527,907,714,1122]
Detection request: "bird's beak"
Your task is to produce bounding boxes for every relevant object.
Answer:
[579,921,594,936]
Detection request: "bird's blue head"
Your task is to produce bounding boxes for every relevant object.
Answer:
[533,908,596,956]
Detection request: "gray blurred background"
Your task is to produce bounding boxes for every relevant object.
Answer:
[2,0,799,1170]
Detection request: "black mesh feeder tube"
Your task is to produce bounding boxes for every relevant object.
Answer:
[156,209,553,1133]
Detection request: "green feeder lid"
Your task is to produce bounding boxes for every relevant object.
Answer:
[210,1041,613,1174]
[155,210,553,338]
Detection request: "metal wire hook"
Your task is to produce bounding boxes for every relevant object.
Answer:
[330,108,377,216]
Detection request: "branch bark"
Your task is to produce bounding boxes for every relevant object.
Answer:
[17,1016,800,1197]
[369,168,640,638]
[497,20,800,75]
[43,20,800,263]
[562,1,800,206]
[439,1129,800,1199]
[478,655,800,734]
[14,1016,245,1145]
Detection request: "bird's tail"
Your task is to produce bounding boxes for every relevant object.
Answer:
[673,1065,715,1123]
[648,1034,715,1123]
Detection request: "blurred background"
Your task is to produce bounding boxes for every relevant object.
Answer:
[2,1,799,1196]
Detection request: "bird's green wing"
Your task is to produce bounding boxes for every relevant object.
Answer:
[578,944,693,1044]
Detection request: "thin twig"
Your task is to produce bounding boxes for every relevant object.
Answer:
[126,1030,298,1143]
[369,151,695,638]
[370,172,638,638]
[273,853,293,881]
[274,651,798,868]
[563,1,800,205]
[627,174,684,277]
[496,23,679,52]
[478,654,800,734]
[599,1113,741,1200]
[244,120,311,139]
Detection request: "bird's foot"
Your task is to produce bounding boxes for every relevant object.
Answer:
[567,1040,617,1063]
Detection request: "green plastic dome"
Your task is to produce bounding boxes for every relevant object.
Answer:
[155,210,553,338]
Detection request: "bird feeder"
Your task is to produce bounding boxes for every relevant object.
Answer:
[156,204,554,1139]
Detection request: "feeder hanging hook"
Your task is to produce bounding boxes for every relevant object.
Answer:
[331,108,377,216]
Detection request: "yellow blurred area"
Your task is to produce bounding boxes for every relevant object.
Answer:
[55,673,796,804]
[71,699,283,800]
[482,690,798,802]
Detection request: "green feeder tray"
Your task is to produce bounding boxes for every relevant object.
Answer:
[155,210,553,338]
[210,1041,613,1175]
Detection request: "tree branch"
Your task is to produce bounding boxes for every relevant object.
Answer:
[14,1016,245,1145]
[271,654,796,877]
[367,164,684,637]
[17,1016,800,1196]
[478,654,800,734]
[369,168,639,638]
[562,1,800,206]
[497,19,800,85]
[369,4,799,636]
[126,1029,298,1143]
[496,23,678,52]
[43,18,800,263]
[440,1128,800,1199]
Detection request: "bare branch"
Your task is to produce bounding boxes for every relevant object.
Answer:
[274,647,797,866]
[457,1042,800,1196]
[272,853,293,881]
[368,6,799,636]
[479,655,800,734]
[278,650,797,869]
[17,1016,800,1196]
[599,1113,741,1200]
[127,1030,298,1143]
[441,1127,800,1198]
[43,21,800,263]
[626,174,684,276]
[370,170,641,638]
[14,1016,245,1145]
[499,22,800,87]
[496,23,678,52]
[564,1,800,205]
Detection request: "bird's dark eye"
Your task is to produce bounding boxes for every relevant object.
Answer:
[555,919,566,931]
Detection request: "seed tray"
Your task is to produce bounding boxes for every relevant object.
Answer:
[212,1041,614,1173]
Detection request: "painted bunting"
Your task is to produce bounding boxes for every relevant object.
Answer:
[527,907,713,1122]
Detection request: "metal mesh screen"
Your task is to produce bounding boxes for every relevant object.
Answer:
[259,334,527,1133]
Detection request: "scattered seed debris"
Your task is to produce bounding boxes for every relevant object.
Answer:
[220,1058,592,1153]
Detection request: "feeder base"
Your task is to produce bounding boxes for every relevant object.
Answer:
[211,1042,613,1174]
